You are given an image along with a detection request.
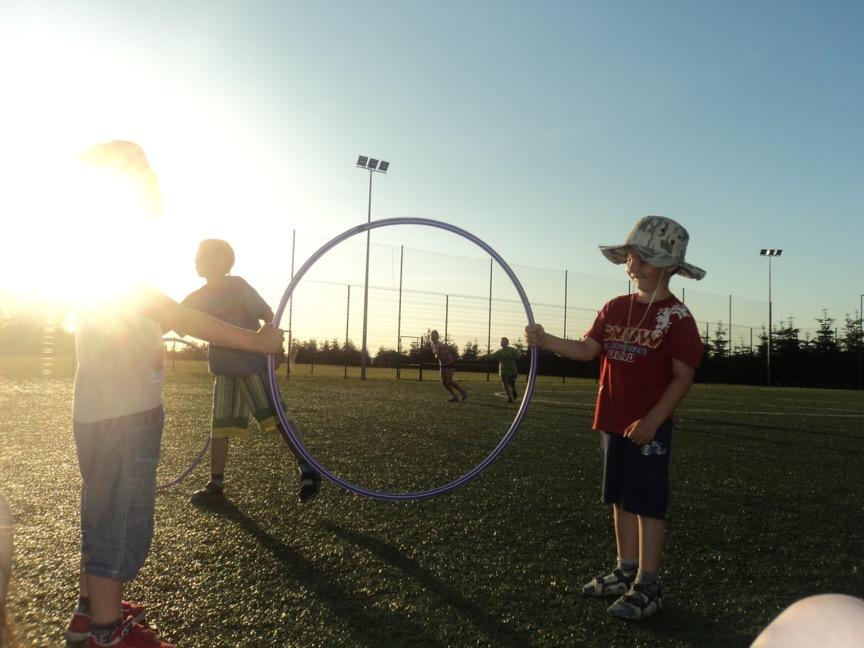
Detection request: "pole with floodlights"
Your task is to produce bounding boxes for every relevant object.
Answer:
[760,248,782,386]
[355,155,389,380]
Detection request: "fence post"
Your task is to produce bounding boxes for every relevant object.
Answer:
[287,229,295,379]
[563,269,568,384]
[729,294,732,355]
[563,269,568,339]
[344,284,350,380]
[445,294,449,343]
[487,258,492,382]
[396,245,403,380]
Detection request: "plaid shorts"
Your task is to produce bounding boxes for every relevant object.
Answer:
[211,373,284,438]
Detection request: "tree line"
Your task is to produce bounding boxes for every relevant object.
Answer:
[2,309,862,388]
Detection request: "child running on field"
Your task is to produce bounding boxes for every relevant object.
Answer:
[65,141,285,648]
[525,215,704,620]
[181,239,321,505]
[491,337,521,402]
[429,329,467,402]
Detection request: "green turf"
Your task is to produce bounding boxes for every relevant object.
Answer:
[1,358,862,647]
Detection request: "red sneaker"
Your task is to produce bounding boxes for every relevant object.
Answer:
[66,611,90,643]
[84,620,173,648]
[66,601,147,642]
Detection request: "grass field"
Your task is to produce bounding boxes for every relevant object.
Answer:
[1,358,863,647]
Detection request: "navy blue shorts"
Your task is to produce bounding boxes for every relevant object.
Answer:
[600,420,673,520]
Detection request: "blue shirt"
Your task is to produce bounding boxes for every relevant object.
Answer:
[182,276,271,376]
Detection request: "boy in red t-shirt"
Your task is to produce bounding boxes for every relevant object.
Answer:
[526,216,705,620]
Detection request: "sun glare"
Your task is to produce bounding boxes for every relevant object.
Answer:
[1,153,162,309]
[0,23,294,313]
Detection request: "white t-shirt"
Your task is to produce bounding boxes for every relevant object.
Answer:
[73,289,164,424]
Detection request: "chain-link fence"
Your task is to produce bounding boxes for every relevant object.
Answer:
[269,228,794,358]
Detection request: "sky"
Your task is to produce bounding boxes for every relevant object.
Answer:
[0,0,862,345]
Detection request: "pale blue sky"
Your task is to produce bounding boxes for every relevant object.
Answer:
[1,1,862,340]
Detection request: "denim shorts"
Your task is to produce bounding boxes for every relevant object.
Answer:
[74,406,164,582]
[600,420,673,520]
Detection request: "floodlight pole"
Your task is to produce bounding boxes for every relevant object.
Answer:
[361,170,372,380]
[760,249,782,386]
[767,254,773,386]
[396,245,404,380]
[355,155,389,380]
[286,229,295,379]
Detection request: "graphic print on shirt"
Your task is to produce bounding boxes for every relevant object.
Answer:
[604,303,693,363]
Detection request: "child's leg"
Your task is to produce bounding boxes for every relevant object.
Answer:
[86,575,123,625]
[247,373,321,502]
[450,379,467,397]
[582,501,638,597]
[443,368,467,399]
[73,407,163,634]
[637,515,665,575]
[210,436,229,475]
[193,375,250,500]
[439,368,459,398]
[503,375,517,400]
[440,374,456,395]
[613,503,639,563]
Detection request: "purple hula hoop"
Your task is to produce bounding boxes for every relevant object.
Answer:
[267,217,537,501]
[157,337,211,491]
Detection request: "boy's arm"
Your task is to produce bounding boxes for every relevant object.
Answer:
[166,292,197,337]
[143,293,284,355]
[524,324,601,362]
[623,358,695,445]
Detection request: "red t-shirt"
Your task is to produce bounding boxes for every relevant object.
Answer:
[585,294,703,435]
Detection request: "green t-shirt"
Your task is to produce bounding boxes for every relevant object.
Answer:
[492,346,520,376]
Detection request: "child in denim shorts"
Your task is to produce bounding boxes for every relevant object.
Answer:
[66,141,284,648]
[526,216,704,620]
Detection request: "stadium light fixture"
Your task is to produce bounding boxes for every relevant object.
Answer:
[356,155,389,174]
[760,249,783,386]
[355,154,391,380]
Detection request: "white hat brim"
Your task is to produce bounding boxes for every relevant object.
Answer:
[598,245,705,280]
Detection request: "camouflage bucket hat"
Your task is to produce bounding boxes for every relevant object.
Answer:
[599,215,706,280]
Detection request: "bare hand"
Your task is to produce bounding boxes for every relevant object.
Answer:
[623,418,658,445]
[524,324,547,348]
[256,324,285,355]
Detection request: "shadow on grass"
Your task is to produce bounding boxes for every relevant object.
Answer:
[194,497,447,648]
[324,522,537,648]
